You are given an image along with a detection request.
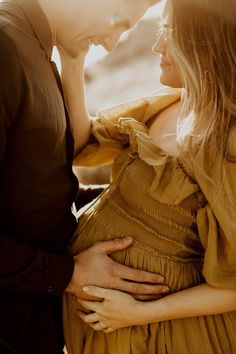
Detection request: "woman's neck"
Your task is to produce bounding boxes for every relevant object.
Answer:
[148,100,183,156]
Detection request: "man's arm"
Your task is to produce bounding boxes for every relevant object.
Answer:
[0,230,74,295]
[0,31,74,296]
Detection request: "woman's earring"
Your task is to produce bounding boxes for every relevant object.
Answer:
[109,16,129,29]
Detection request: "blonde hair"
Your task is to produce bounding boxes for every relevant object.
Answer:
[169,0,236,187]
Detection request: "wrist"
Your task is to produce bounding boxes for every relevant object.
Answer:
[135,299,164,325]
[127,300,153,327]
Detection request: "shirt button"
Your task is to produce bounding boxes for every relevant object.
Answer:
[47,286,54,294]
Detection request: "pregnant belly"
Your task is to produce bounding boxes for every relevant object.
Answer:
[69,201,204,293]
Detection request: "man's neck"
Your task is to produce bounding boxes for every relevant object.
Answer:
[36,0,58,44]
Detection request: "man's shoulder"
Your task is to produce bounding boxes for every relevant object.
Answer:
[0,16,24,109]
[0,19,21,73]
[0,16,19,53]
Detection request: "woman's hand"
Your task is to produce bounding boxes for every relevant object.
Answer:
[76,285,149,333]
[75,283,236,335]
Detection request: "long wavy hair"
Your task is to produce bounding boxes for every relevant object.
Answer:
[169,0,236,187]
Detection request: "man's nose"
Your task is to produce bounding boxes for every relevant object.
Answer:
[103,31,124,52]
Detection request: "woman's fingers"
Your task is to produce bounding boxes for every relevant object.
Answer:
[77,298,100,312]
[82,285,112,299]
[78,310,110,331]
[117,279,169,295]
[72,296,91,313]
[85,321,112,332]
[103,327,115,334]
[78,310,99,324]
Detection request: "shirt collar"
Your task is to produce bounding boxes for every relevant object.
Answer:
[14,0,53,60]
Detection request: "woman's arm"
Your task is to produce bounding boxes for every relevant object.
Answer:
[77,283,236,331]
[59,49,91,154]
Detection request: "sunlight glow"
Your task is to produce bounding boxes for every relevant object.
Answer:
[53,1,165,71]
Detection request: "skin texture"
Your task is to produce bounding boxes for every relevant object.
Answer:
[36,0,168,301]
[76,283,236,333]
[66,238,168,301]
[75,4,236,332]
[37,0,153,55]
[153,15,182,88]
[37,0,156,153]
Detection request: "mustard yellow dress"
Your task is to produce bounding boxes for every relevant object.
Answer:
[64,88,236,354]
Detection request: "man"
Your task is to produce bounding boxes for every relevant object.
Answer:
[0,0,164,353]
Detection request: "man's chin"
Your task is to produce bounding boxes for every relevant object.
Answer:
[62,40,91,58]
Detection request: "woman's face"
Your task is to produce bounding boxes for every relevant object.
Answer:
[153,15,183,88]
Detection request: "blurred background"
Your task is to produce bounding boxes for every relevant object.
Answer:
[53,1,165,185]
[53,1,165,114]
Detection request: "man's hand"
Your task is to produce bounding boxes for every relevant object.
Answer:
[65,237,169,300]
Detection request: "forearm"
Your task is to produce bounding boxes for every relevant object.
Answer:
[141,283,236,324]
[60,50,91,154]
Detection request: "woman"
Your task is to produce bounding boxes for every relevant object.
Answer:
[64,0,236,353]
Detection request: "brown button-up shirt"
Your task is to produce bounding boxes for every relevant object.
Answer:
[0,0,81,352]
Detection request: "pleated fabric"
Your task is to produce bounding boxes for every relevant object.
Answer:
[64,130,236,354]
[64,93,236,353]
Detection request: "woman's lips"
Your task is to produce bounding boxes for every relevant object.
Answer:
[160,55,170,66]
[160,57,170,66]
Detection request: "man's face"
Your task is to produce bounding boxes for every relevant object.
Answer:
[58,0,151,56]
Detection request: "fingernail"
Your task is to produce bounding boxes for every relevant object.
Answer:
[162,287,169,294]
[82,286,90,292]
[159,277,165,283]
[124,236,133,242]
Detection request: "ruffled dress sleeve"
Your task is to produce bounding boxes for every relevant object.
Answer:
[73,87,181,167]
[196,131,236,290]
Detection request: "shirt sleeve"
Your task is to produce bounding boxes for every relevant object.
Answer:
[196,133,236,290]
[0,30,74,296]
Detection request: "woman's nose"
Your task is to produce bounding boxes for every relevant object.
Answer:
[152,34,166,55]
